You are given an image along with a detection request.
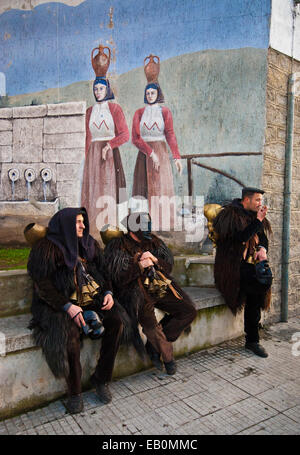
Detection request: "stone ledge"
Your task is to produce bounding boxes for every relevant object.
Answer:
[0,287,245,420]
[0,287,224,355]
[0,270,32,318]
[174,255,214,265]
[0,258,216,317]
[12,106,47,119]
[0,199,59,217]
[47,102,86,116]
[0,313,32,354]
[0,108,13,119]
[173,255,215,287]
[0,270,28,278]
[0,202,59,247]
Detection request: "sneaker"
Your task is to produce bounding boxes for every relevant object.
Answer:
[145,341,163,371]
[91,375,112,404]
[164,360,177,375]
[245,342,268,358]
[64,394,83,414]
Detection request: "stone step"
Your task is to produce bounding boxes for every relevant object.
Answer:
[173,255,215,287]
[0,255,216,318]
[0,287,222,356]
[0,270,32,318]
[0,286,244,420]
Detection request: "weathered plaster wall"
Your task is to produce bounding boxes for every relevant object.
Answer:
[262,47,300,322]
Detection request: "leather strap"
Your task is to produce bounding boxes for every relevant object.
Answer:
[155,270,183,300]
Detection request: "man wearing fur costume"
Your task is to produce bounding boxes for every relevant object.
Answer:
[213,187,272,358]
[104,212,197,375]
[27,207,130,414]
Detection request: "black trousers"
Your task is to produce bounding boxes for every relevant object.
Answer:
[243,292,265,343]
[66,302,123,396]
[138,287,197,363]
[240,262,269,344]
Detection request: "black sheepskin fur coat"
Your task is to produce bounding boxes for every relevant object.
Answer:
[213,199,272,315]
[104,233,178,358]
[27,237,129,378]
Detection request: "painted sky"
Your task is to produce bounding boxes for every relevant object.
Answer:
[0,0,271,95]
[0,0,85,15]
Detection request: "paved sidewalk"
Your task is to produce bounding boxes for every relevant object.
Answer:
[1,317,300,436]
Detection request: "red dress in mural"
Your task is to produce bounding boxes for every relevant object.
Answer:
[81,100,129,237]
[131,102,181,230]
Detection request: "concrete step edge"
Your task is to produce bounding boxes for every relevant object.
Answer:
[0,287,224,355]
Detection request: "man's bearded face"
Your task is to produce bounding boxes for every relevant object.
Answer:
[245,193,263,213]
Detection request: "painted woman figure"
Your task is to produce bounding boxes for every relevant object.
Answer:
[131,82,182,230]
[81,77,129,237]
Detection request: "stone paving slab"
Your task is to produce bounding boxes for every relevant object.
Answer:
[237,413,300,435]
[283,404,300,423]
[181,396,278,435]
[0,317,299,435]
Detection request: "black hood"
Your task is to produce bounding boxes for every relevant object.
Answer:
[46,207,95,269]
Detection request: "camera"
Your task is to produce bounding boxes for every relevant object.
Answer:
[81,310,105,340]
[255,260,273,287]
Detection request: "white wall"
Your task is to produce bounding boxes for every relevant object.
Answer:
[270,0,300,60]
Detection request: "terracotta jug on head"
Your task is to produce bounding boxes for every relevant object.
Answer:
[144,54,160,83]
[91,45,111,77]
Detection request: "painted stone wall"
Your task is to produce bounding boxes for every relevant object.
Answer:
[0,0,273,248]
[262,47,300,322]
[0,1,271,199]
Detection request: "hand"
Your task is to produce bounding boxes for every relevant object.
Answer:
[101,293,114,311]
[140,251,158,264]
[102,143,112,161]
[174,159,182,175]
[255,247,267,262]
[139,257,154,270]
[67,304,86,328]
[257,205,267,222]
[150,150,160,171]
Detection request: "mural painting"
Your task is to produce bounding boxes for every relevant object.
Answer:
[0,0,271,249]
[81,45,129,238]
[131,55,182,231]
